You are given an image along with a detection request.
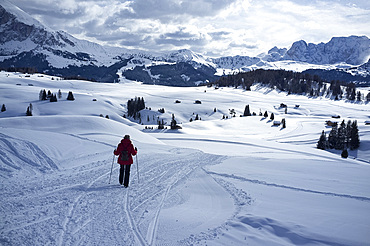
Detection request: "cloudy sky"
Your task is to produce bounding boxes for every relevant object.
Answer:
[10,0,370,57]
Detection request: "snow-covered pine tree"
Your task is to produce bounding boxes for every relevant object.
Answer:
[346,120,352,148]
[1,104,6,112]
[317,130,328,150]
[328,124,338,149]
[336,120,346,150]
[349,120,360,150]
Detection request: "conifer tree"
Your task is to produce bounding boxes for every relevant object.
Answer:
[270,113,275,121]
[349,120,360,150]
[317,130,327,150]
[50,94,57,102]
[282,118,286,128]
[67,91,75,101]
[356,91,362,101]
[346,120,352,148]
[158,119,165,129]
[336,120,346,150]
[42,89,47,100]
[1,104,6,112]
[328,124,338,149]
[243,105,251,116]
[26,106,32,116]
[170,114,177,129]
[263,111,268,118]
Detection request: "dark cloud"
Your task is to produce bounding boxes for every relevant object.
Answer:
[229,42,258,49]
[209,31,232,40]
[155,28,208,48]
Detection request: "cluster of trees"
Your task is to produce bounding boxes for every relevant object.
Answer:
[317,120,360,157]
[0,67,37,74]
[39,89,74,101]
[127,97,145,119]
[210,69,370,101]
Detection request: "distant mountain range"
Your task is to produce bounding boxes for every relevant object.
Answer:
[1,0,369,85]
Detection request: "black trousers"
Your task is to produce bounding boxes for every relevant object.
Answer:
[119,164,131,186]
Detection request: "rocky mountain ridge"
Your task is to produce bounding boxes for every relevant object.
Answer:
[0,0,369,85]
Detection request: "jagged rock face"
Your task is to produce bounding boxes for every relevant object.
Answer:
[283,36,370,65]
[0,5,70,51]
[0,5,36,47]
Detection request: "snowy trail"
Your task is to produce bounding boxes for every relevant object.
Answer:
[0,132,230,245]
[124,189,148,246]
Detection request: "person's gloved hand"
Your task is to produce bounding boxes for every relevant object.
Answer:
[135,147,138,151]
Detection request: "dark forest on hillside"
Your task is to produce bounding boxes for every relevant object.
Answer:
[210,69,369,101]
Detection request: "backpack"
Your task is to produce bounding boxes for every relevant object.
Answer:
[120,149,129,161]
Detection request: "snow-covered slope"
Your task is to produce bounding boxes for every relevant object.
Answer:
[0,72,369,245]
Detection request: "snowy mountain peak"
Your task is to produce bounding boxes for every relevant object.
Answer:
[0,0,48,30]
[283,35,370,65]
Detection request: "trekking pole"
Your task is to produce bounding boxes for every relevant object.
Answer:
[136,154,140,183]
[109,154,115,184]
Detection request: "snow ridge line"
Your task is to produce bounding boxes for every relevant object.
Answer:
[205,170,370,202]
[124,190,149,246]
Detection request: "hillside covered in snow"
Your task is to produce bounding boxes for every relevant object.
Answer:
[0,71,369,245]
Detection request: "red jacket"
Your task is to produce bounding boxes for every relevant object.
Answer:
[114,138,137,165]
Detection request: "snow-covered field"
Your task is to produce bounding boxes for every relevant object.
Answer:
[0,71,369,246]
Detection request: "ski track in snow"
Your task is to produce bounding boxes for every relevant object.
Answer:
[158,137,337,161]
[205,170,370,202]
[1,129,228,246]
[56,162,115,246]
[0,133,58,175]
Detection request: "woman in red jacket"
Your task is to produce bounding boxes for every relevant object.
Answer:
[114,135,137,187]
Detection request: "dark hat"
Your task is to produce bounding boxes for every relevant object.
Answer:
[124,135,130,139]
